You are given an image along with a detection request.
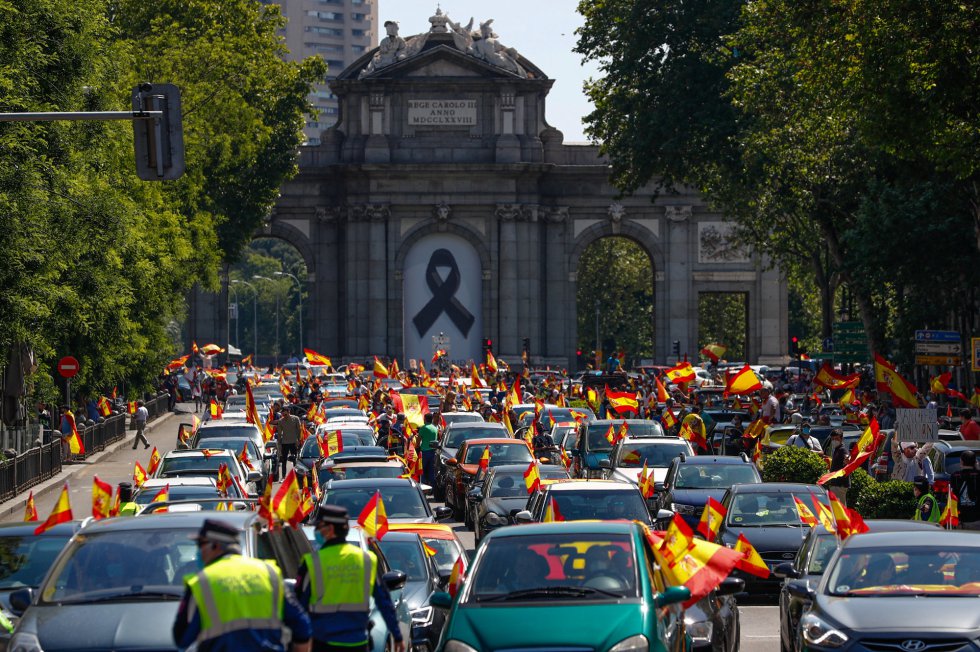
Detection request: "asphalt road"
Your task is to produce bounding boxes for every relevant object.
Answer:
[5,404,782,651]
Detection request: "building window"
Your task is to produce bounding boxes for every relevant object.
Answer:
[306,43,344,54]
[351,45,367,54]
[351,12,368,20]
[307,10,343,20]
[351,28,367,37]
[307,121,320,129]
[317,0,342,4]
[351,0,367,4]
[305,26,344,36]
[323,107,338,115]
[305,137,322,146]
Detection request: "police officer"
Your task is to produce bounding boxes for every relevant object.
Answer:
[297,505,405,652]
[173,519,312,652]
[116,482,139,516]
[912,476,940,523]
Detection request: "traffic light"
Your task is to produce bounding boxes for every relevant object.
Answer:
[483,338,492,355]
[791,336,799,357]
[132,83,185,181]
[672,340,680,356]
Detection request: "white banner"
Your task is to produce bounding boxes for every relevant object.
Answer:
[896,408,939,442]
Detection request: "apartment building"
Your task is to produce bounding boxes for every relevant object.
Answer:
[272,0,378,145]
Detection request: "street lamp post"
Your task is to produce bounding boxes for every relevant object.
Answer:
[254,275,279,365]
[231,279,257,360]
[274,270,303,357]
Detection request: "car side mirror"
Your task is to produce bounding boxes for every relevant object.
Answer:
[382,570,408,591]
[773,562,800,579]
[431,442,442,450]
[654,585,690,608]
[434,506,453,521]
[467,488,482,501]
[786,580,814,600]
[430,591,454,609]
[445,458,458,467]
[514,510,534,524]
[716,577,745,596]
[656,509,675,521]
[598,459,612,469]
[9,587,33,616]
[437,568,452,588]
[246,471,262,484]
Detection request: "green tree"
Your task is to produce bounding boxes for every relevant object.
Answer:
[697,293,746,361]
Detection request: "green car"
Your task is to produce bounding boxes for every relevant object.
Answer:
[431,521,691,652]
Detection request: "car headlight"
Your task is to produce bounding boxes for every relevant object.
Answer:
[800,613,848,648]
[410,606,433,626]
[9,633,43,652]
[670,503,699,515]
[444,641,479,652]
[684,616,713,645]
[485,512,505,526]
[608,634,649,652]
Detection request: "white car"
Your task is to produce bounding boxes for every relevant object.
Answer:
[132,476,248,512]
[155,448,261,496]
[603,436,694,486]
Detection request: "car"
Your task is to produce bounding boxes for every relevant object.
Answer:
[377,531,449,652]
[298,427,378,470]
[785,530,980,651]
[321,406,368,421]
[549,421,580,451]
[516,479,654,526]
[317,456,408,483]
[774,520,941,652]
[468,464,570,541]
[570,419,663,479]
[429,520,691,652]
[437,411,484,432]
[132,476,247,511]
[653,454,762,528]
[6,511,311,652]
[316,478,452,525]
[683,587,743,652]
[186,432,272,490]
[715,482,831,593]
[154,448,262,496]
[601,437,694,488]
[443,438,534,521]
[432,422,508,500]
[927,440,980,500]
[387,523,469,576]
[702,408,751,454]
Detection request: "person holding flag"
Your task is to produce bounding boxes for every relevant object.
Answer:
[297,505,405,652]
[825,429,850,504]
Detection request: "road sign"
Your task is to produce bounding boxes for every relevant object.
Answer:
[915,355,962,366]
[914,330,960,343]
[833,352,868,363]
[971,338,980,372]
[57,356,80,378]
[896,408,939,442]
[914,342,962,354]
[834,321,865,332]
[822,338,834,352]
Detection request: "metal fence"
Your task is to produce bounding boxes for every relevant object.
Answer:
[0,392,169,503]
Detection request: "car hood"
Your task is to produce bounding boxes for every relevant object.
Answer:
[669,488,727,507]
[447,602,644,650]
[818,595,980,633]
[720,525,807,552]
[484,497,528,515]
[23,601,180,651]
[399,580,432,612]
[611,467,668,484]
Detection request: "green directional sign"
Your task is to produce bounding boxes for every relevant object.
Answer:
[833,352,869,363]
[833,322,868,355]
[833,321,865,332]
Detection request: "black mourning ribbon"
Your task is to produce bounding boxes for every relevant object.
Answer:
[413,248,475,338]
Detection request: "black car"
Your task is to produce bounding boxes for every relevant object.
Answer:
[316,478,452,525]
[786,530,980,651]
[468,464,570,541]
[684,578,744,652]
[775,520,940,652]
[431,422,507,499]
[716,482,830,593]
[377,532,449,652]
[928,440,980,503]
[653,453,762,529]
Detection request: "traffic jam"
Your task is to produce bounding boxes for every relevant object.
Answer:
[3,346,979,652]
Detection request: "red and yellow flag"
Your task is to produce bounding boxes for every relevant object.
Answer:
[659,514,696,565]
[150,484,169,512]
[373,356,389,378]
[200,344,223,356]
[320,431,344,458]
[679,419,708,452]
[109,486,121,518]
[654,376,670,403]
[700,343,727,363]
[273,469,304,527]
[543,497,565,522]
[24,491,38,522]
[216,463,234,496]
[661,408,677,430]
[209,400,223,420]
[479,445,491,472]
[358,490,389,540]
[238,443,256,471]
[97,396,113,418]
[64,410,84,455]
[638,462,654,499]
[812,363,860,390]
[605,387,639,415]
[133,461,148,487]
[665,362,696,384]
[304,348,332,366]
[147,447,161,476]
[874,353,920,409]
[817,418,882,486]
[734,533,770,578]
[811,494,836,532]
[128,400,137,415]
[35,484,73,535]
[92,475,113,520]
[650,528,743,608]
[523,461,541,494]
[258,475,275,525]
[724,364,763,396]
[940,489,960,528]
[448,555,465,597]
[696,497,727,542]
[486,351,498,374]
[794,496,818,527]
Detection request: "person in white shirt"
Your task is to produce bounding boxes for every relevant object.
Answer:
[132,400,150,450]
[760,387,781,424]
[784,423,823,453]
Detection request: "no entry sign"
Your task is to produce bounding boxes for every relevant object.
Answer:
[58,356,80,379]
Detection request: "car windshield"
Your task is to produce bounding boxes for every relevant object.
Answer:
[318,464,405,483]
[444,427,506,448]
[673,464,759,489]
[549,489,650,524]
[322,485,428,519]
[808,534,839,575]
[303,431,373,457]
[554,427,578,449]
[826,547,980,596]
[489,473,527,498]
[378,539,428,581]
[419,537,460,574]
[0,534,71,589]
[585,424,618,453]
[469,533,638,601]
[42,529,202,603]
[442,414,484,428]
[729,492,828,527]
[191,438,259,459]
[134,482,242,504]
[158,455,235,477]
[463,444,533,465]
[196,425,259,440]
[617,442,689,468]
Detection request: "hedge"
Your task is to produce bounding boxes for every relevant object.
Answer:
[853,479,916,519]
[761,445,827,485]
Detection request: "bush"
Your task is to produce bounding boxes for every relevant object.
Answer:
[761,446,827,484]
[846,468,874,510]
[854,480,916,519]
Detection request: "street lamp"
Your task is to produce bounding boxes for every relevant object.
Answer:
[274,270,303,357]
[253,275,280,365]
[231,279,258,360]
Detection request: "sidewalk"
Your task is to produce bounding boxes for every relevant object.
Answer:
[0,407,179,521]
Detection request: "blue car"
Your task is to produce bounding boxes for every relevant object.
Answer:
[572,419,658,479]
[652,453,761,529]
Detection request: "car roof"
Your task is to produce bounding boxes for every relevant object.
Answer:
[0,520,83,536]
[730,482,823,493]
[162,448,234,457]
[619,436,686,446]
[489,463,565,474]
[324,477,420,489]
[463,438,525,446]
[376,531,422,544]
[676,455,752,465]
[138,477,217,488]
[79,511,255,534]
[489,520,637,537]
[447,422,506,430]
[934,440,980,451]
[546,480,633,492]
[199,422,260,430]
[840,530,979,549]
[387,523,458,539]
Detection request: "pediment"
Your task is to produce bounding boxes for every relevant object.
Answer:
[367,45,526,80]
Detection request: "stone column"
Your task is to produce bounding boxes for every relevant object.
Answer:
[356,204,391,355]
[364,92,390,163]
[541,207,569,360]
[664,205,694,362]
[496,204,521,358]
[495,89,521,163]
[314,206,343,356]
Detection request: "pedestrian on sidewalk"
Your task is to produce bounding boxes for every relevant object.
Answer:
[132,400,150,450]
[58,406,72,462]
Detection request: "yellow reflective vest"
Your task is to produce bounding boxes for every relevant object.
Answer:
[117,502,139,516]
[301,543,376,614]
[185,555,284,644]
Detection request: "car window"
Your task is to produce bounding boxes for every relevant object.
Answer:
[489,473,526,498]
[444,427,506,448]
[421,537,461,574]
[729,492,827,527]
[585,424,616,453]
[322,485,428,519]
[468,533,637,601]
[0,535,71,589]
[673,464,759,489]
[378,539,428,581]
[826,547,980,596]
[192,438,259,459]
[196,425,260,440]
[463,444,532,465]
[319,464,405,483]
[548,489,650,523]
[808,534,839,575]
[158,455,235,477]
[617,442,690,468]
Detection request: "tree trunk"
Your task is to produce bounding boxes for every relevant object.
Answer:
[811,249,835,339]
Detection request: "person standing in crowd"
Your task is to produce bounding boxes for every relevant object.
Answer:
[173,519,312,652]
[276,406,302,478]
[58,406,73,461]
[297,506,405,652]
[785,422,823,453]
[417,412,439,487]
[759,386,780,424]
[950,450,980,530]
[912,476,940,522]
[116,482,139,516]
[959,409,980,441]
[891,440,934,484]
[132,400,150,450]
[825,429,850,504]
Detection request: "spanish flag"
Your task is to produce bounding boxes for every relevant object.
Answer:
[92,475,113,520]
[35,484,73,534]
[679,418,707,452]
[166,354,190,371]
[734,534,770,578]
[200,343,224,356]
[523,461,541,493]
[358,490,389,540]
[812,363,860,390]
[638,462,654,498]
[543,497,565,522]
[486,350,498,374]
[151,484,169,512]
[479,445,491,471]
[448,556,465,597]
[273,470,304,527]
[838,389,856,408]
[661,408,678,430]
[320,431,344,458]
[605,387,639,415]
[147,447,162,476]
[665,362,696,384]
[810,494,836,532]
[696,497,727,542]
[390,391,429,429]
[604,424,617,445]
[209,400,223,420]
[654,375,670,403]
[238,443,256,471]
[700,343,727,363]
[650,527,743,608]
[216,463,234,496]
[128,400,137,415]
[241,353,253,366]
[133,461,148,487]
[258,475,275,526]
[724,364,762,396]
[24,491,38,522]
[64,410,84,455]
[873,353,919,409]
[470,364,486,389]
[373,356,390,378]
[793,496,818,527]
[659,514,696,565]
[97,396,113,418]
[109,486,121,517]
[940,489,960,528]
[304,348,332,366]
